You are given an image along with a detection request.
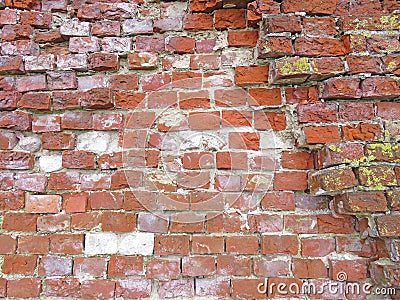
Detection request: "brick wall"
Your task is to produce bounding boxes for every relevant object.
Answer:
[0,0,400,298]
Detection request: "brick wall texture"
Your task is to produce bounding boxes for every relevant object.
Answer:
[0,0,400,298]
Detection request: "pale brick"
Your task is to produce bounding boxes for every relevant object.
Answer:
[102,37,132,52]
[25,55,55,72]
[118,232,155,256]
[39,154,63,173]
[56,54,87,71]
[85,233,118,255]
[122,19,153,35]
[60,19,90,36]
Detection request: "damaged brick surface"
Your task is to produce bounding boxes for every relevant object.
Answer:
[0,0,400,299]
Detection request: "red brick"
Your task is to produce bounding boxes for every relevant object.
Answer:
[258,36,293,58]
[265,15,302,33]
[317,214,355,234]
[146,258,180,279]
[253,256,289,277]
[158,279,194,298]
[81,280,115,300]
[50,234,84,254]
[45,278,80,298]
[167,36,195,54]
[37,214,71,233]
[261,191,295,210]
[0,151,33,170]
[232,279,266,299]
[295,37,349,56]
[189,111,220,130]
[48,172,80,191]
[222,110,252,127]
[18,236,49,254]
[137,212,168,233]
[102,212,136,232]
[38,256,73,276]
[262,234,298,254]
[330,259,368,281]
[293,258,328,278]
[90,191,123,210]
[189,55,219,70]
[228,30,258,47]
[0,191,24,210]
[116,279,151,299]
[62,150,96,169]
[367,35,400,54]
[2,213,37,232]
[0,91,19,110]
[182,256,216,276]
[362,76,400,99]
[248,88,281,106]
[217,255,251,276]
[62,111,93,129]
[274,171,308,191]
[303,126,341,144]
[155,234,190,255]
[71,212,101,230]
[359,165,397,187]
[73,257,107,277]
[26,195,60,213]
[0,56,24,74]
[346,55,383,74]
[0,10,17,25]
[226,236,259,254]
[235,65,269,85]
[214,88,246,106]
[229,132,260,150]
[7,278,41,298]
[207,212,241,232]
[69,37,100,53]
[32,115,61,133]
[190,0,222,12]
[191,190,223,211]
[0,236,16,254]
[376,214,400,237]
[216,151,247,169]
[109,74,138,90]
[2,255,37,275]
[108,255,143,277]
[192,235,224,254]
[377,102,400,120]
[302,238,335,256]
[195,278,230,297]
[136,36,165,52]
[172,71,202,89]
[184,14,213,30]
[88,53,119,71]
[18,92,51,110]
[3,24,32,42]
[248,214,283,232]
[342,123,381,141]
[282,0,338,14]
[215,9,246,29]
[142,72,171,91]
[303,17,337,36]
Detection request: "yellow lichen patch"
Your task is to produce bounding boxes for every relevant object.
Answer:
[358,166,397,190]
[293,57,310,73]
[386,61,397,72]
[328,144,342,152]
[278,57,310,75]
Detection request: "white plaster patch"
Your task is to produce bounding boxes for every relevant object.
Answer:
[39,154,62,172]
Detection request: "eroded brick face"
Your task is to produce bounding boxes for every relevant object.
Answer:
[0,0,400,298]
